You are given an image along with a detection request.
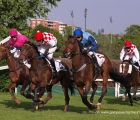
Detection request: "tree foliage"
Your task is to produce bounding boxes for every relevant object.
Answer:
[0,0,61,39]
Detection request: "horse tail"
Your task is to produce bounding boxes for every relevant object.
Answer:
[109,68,130,85]
[68,77,75,95]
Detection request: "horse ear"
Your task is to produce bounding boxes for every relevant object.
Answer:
[25,41,31,45]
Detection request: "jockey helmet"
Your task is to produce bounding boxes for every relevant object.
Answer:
[124,40,132,47]
[34,31,43,41]
[73,29,83,37]
[9,28,18,37]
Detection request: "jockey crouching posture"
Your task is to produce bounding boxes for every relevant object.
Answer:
[120,40,140,71]
[9,28,30,68]
[73,29,100,73]
[34,31,57,76]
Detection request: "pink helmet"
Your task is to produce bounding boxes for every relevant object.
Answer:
[9,28,18,37]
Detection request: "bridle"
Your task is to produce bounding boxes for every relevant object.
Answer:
[65,38,81,58]
[65,37,92,72]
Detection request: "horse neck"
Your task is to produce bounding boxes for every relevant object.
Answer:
[30,50,48,69]
[6,50,18,71]
[71,47,85,69]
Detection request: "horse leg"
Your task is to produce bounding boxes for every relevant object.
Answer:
[26,83,35,100]
[77,85,96,110]
[20,80,30,98]
[126,87,133,106]
[8,82,20,105]
[39,85,52,108]
[122,90,127,101]
[132,85,138,101]
[97,75,108,109]
[61,84,70,112]
[33,85,41,110]
[90,82,97,105]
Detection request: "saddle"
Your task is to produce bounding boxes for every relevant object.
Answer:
[88,52,105,67]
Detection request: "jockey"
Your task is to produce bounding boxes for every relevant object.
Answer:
[73,28,100,73]
[9,28,30,67]
[120,40,140,69]
[34,31,57,76]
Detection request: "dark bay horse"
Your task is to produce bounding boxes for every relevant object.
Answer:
[120,60,140,105]
[0,44,32,104]
[63,36,130,110]
[18,42,74,111]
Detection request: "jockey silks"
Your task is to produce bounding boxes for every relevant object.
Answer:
[80,32,98,51]
[120,44,139,62]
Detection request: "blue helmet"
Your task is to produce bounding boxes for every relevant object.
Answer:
[73,29,83,37]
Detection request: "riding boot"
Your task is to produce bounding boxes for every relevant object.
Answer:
[50,59,57,76]
[91,54,100,73]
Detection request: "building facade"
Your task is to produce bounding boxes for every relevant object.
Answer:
[30,18,68,35]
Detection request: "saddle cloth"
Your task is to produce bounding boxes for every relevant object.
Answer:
[94,53,105,66]
[88,52,105,67]
[46,59,67,72]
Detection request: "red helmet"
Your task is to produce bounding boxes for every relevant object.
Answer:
[34,31,43,41]
[124,40,132,47]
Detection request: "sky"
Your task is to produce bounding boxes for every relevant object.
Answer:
[48,0,140,34]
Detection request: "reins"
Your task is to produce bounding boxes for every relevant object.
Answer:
[66,38,93,72]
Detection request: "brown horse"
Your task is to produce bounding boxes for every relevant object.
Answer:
[18,42,74,111]
[120,59,140,104]
[0,44,33,104]
[63,36,131,110]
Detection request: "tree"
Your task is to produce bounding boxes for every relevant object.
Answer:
[0,0,61,39]
[62,26,73,40]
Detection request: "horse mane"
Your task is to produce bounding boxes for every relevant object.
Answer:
[68,35,74,39]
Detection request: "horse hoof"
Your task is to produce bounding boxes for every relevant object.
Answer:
[14,99,20,105]
[64,105,68,112]
[34,105,38,110]
[96,103,101,109]
[122,96,126,101]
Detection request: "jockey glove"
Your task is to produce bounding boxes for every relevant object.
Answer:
[131,61,135,65]
[82,47,89,54]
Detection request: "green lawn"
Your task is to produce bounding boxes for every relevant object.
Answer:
[0,92,140,120]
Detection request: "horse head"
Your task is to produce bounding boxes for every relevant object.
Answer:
[63,36,81,58]
[18,41,39,64]
[121,60,132,76]
[0,43,10,61]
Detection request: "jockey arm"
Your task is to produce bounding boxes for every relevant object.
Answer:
[134,48,139,62]
[120,48,125,61]
[88,36,98,51]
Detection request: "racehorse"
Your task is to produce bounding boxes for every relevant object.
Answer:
[0,44,33,104]
[63,36,131,110]
[120,59,140,104]
[18,41,74,111]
